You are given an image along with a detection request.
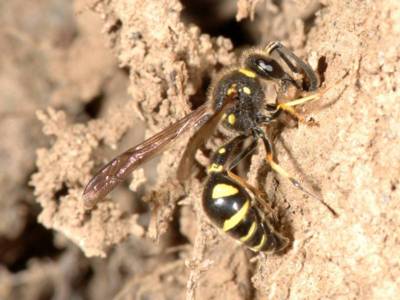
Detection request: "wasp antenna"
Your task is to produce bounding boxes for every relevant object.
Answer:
[261,133,338,218]
[289,178,338,217]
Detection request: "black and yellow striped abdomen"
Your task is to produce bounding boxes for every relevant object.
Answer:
[202,173,289,253]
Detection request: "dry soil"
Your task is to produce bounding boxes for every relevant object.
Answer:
[0,0,399,300]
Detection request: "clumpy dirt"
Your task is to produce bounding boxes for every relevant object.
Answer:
[1,0,399,299]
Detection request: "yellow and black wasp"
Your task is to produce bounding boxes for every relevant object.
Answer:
[83,41,332,253]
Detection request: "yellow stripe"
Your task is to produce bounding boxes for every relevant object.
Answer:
[218,148,226,154]
[243,86,251,95]
[227,84,237,95]
[223,200,249,231]
[208,163,223,173]
[239,68,257,78]
[228,113,236,125]
[240,221,257,242]
[212,183,238,199]
[250,234,266,252]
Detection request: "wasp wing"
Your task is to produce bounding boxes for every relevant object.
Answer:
[83,104,211,208]
[177,93,237,181]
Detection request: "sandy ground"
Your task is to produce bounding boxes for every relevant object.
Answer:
[0,0,399,299]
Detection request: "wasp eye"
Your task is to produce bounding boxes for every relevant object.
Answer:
[255,58,285,79]
[245,55,285,80]
[256,59,274,73]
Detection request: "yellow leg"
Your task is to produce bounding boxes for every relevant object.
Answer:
[276,85,332,126]
[276,78,342,126]
[276,102,318,126]
[278,76,341,109]
[266,153,320,200]
[278,93,319,108]
[227,170,275,218]
[262,137,338,217]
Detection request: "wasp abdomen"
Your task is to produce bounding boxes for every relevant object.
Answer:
[203,173,288,252]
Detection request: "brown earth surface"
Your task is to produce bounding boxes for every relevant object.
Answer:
[0,0,399,299]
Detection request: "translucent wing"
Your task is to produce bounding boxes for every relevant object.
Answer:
[177,93,238,181]
[83,104,211,208]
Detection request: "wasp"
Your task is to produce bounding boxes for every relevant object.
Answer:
[83,41,332,253]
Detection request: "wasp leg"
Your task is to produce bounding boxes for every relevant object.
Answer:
[266,41,319,91]
[256,128,338,217]
[227,137,259,171]
[278,79,337,107]
[225,136,276,219]
[208,134,274,217]
[278,89,322,124]
[226,171,276,221]
[278,103,314,125]
[204,136,288,252]
[276,78,341,126]
[207,134,247,174]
